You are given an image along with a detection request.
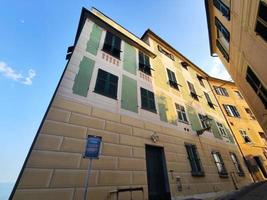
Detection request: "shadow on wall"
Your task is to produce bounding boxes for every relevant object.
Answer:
[157,95,177,125]
[245,154,267,182]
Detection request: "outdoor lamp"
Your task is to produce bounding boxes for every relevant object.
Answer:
[196,115,212,136]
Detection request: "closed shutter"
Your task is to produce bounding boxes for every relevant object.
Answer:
[86,23,102,55]
[121,75,138,113]
[123,43,137,75]
[73,56,95,97]
[141,88,156,112]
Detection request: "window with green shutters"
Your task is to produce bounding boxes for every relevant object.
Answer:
[86,23,102,55]
[204,92,215,109]
[94,69,118,99]
[139,51,151,75]
[140,88,156,112]
[216,122,227,137]
[175,103,188,123]
[198,114,209,129]
[185,144,205,176]
[103,31,121,59]
[187,81,199,101]
[212,151,228,178]
[167,68,179,90]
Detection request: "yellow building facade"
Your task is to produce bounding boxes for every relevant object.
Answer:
[205,0,267,133]
[208,77,267,182]
[10,7,253,200]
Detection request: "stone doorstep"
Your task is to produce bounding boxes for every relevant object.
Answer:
[173,191,226,200]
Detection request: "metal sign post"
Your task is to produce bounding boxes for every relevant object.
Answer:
[83,135,102,200]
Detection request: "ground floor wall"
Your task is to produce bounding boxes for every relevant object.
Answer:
[12,95,252,200]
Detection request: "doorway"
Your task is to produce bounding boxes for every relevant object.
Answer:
[145,145,171,200]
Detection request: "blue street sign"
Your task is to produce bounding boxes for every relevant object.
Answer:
[84,135,102,159]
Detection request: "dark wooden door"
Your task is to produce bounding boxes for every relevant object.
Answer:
[145,145,171,200]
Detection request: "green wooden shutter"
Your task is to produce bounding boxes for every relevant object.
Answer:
[224,125,235,143]
[72,56,95,97]
[208,115,223,139]
[121,75,138,113]
[123,43,137,75]
[186,106,202,131]
[157,95,168,122]
[86,24,102,55]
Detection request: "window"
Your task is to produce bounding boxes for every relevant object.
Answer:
[167,69,179,90]
[234,91,243,99]
[185,144,205,176]
[215,17,230,61]
[245,108,256,120]
[187,81,199,100]
[230,153,245,176]
[212,151,228,177]
[216,122,227,137]
[223,104,240,117]
[139,52,151,75]
[239,130,252,143]
[198,114,209,129]
[204,92,215,109]
[181,61,189,70]
[158,45,175,61]
[94,69,118,99]
[214,86,229,96]
[103,31,121,59]
[197,75,205,87]
[175,104,188,123]
[259,132,267,144]
[213,0,230,20]
[246,66,267,108]
[255,1,267,41]
[140,88,156,112]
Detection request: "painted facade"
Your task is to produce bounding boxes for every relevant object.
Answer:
[208,77,267,182]
[205,0,267,133]
[11,7,253,200]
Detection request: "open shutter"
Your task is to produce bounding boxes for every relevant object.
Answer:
[186,106,202,131]
[208,115,223,139]
[224,125,235,143]
[86,23,102,55]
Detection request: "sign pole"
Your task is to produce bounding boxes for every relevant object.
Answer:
[84,158,93,200]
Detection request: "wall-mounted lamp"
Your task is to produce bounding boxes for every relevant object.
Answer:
[196,115,212,136]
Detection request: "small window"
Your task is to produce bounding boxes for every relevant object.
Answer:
[103,31,121,59]
[204,92,215,109]
[140,88,156,112]
[234,91,243,99]
[94,69,118,99]
[246,66,267,108]
[223,104,240,118]
[245,108,256,120]
[187,81,199,100]
[198,114,210,129]
[139,52,151,75]
[175,104,188,123]
[230,153,245,176]
[197,75,205,87]
[185,144,205,176]
[255,1,267,41]
[212,151,228,177]
[216,122,227,137]
[240,130,252,143]
[167,69,179,90]
[214,86,229,96]
[213,0,230,20]
[158,45,175,61]
[181,61,189,70]
[259,132,267,144]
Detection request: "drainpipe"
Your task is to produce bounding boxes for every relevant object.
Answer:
[207,79,256,183]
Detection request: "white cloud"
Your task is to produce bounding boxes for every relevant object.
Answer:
[20,19,25,24]
[0,61,36,86]
[209,57,232,81]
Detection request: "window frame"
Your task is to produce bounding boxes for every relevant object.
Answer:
[214,86,229,96]
[94,69,118,100]
[223,104,240,118]
[167,68,179,90]
[234,91,243,99]
[255,1,267,42]
[213,0,230,20]
[139,51,152,76]
[187,81,199,101]
[102,31,121,59]
[211,151,228,178]
[239,130,252,143]
[175,103,189,124]
[198,113,210,129]
[140,87,157,113]
[204,92,215,109]
[185,143,205,177]
[230,152,245,176]
[216,122,227,137]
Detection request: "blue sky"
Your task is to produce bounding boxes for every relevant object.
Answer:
[0,0,230,199]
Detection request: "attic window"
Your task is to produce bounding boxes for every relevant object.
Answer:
[181,61,189,70]
[158,45,175,61]
[197,75,205,87]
